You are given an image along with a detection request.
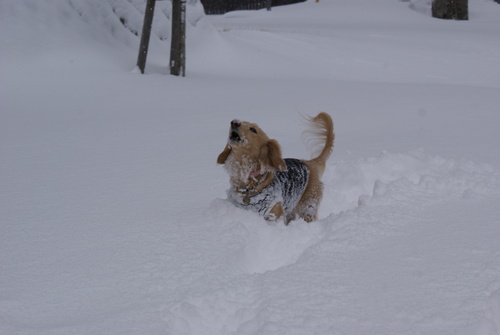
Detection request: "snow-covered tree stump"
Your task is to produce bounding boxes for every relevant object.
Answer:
[432,0,468,20]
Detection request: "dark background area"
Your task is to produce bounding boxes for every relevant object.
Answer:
[199,0,306,15]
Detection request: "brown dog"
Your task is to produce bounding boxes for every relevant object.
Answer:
[217,112,334,224]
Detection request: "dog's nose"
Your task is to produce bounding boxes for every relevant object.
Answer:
[231,119,241,128]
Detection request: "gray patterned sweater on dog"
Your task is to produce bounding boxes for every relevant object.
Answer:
[227,159,310,219]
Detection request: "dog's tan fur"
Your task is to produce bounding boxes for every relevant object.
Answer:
[217,112,334,224]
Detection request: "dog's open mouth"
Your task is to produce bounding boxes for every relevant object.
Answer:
[230,131,242,142]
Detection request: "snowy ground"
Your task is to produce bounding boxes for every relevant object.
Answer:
[1,0,500,334]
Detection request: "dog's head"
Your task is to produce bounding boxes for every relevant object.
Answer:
[217,119,287,176]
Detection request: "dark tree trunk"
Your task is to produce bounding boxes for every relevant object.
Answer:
[136,0,156,74]
[432,0,468,20]
[170,0,186,77]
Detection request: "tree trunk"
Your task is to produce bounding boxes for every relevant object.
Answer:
[170,0,186,77]
[432,0,468,20]
[136,0,156,74]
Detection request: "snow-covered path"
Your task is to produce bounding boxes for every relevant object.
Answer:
[1,0,500,334]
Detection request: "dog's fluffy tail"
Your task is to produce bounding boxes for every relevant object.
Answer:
[304,112,334,177]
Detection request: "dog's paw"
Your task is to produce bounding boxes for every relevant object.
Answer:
[264,212,277,221]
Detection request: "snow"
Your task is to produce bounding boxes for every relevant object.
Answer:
[1,0,500,334]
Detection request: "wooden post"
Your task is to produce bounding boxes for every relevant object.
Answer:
[136,0,156,74]
[266,0,272,11]
[170,0,186,77]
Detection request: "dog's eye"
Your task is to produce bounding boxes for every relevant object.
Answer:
[249,127,257,134]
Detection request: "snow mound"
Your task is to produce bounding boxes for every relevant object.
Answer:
[322,150,496,215]
[0,0,205,56]
[206,199,329,274]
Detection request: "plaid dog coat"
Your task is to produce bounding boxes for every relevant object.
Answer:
[228,158,310,220]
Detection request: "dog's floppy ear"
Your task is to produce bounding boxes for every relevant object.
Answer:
[261,139,287,172]
[217,145,231,164]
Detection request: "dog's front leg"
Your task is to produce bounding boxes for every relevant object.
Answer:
[265,202,285,223]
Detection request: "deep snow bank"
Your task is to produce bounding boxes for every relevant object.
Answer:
[168,149,500,335]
